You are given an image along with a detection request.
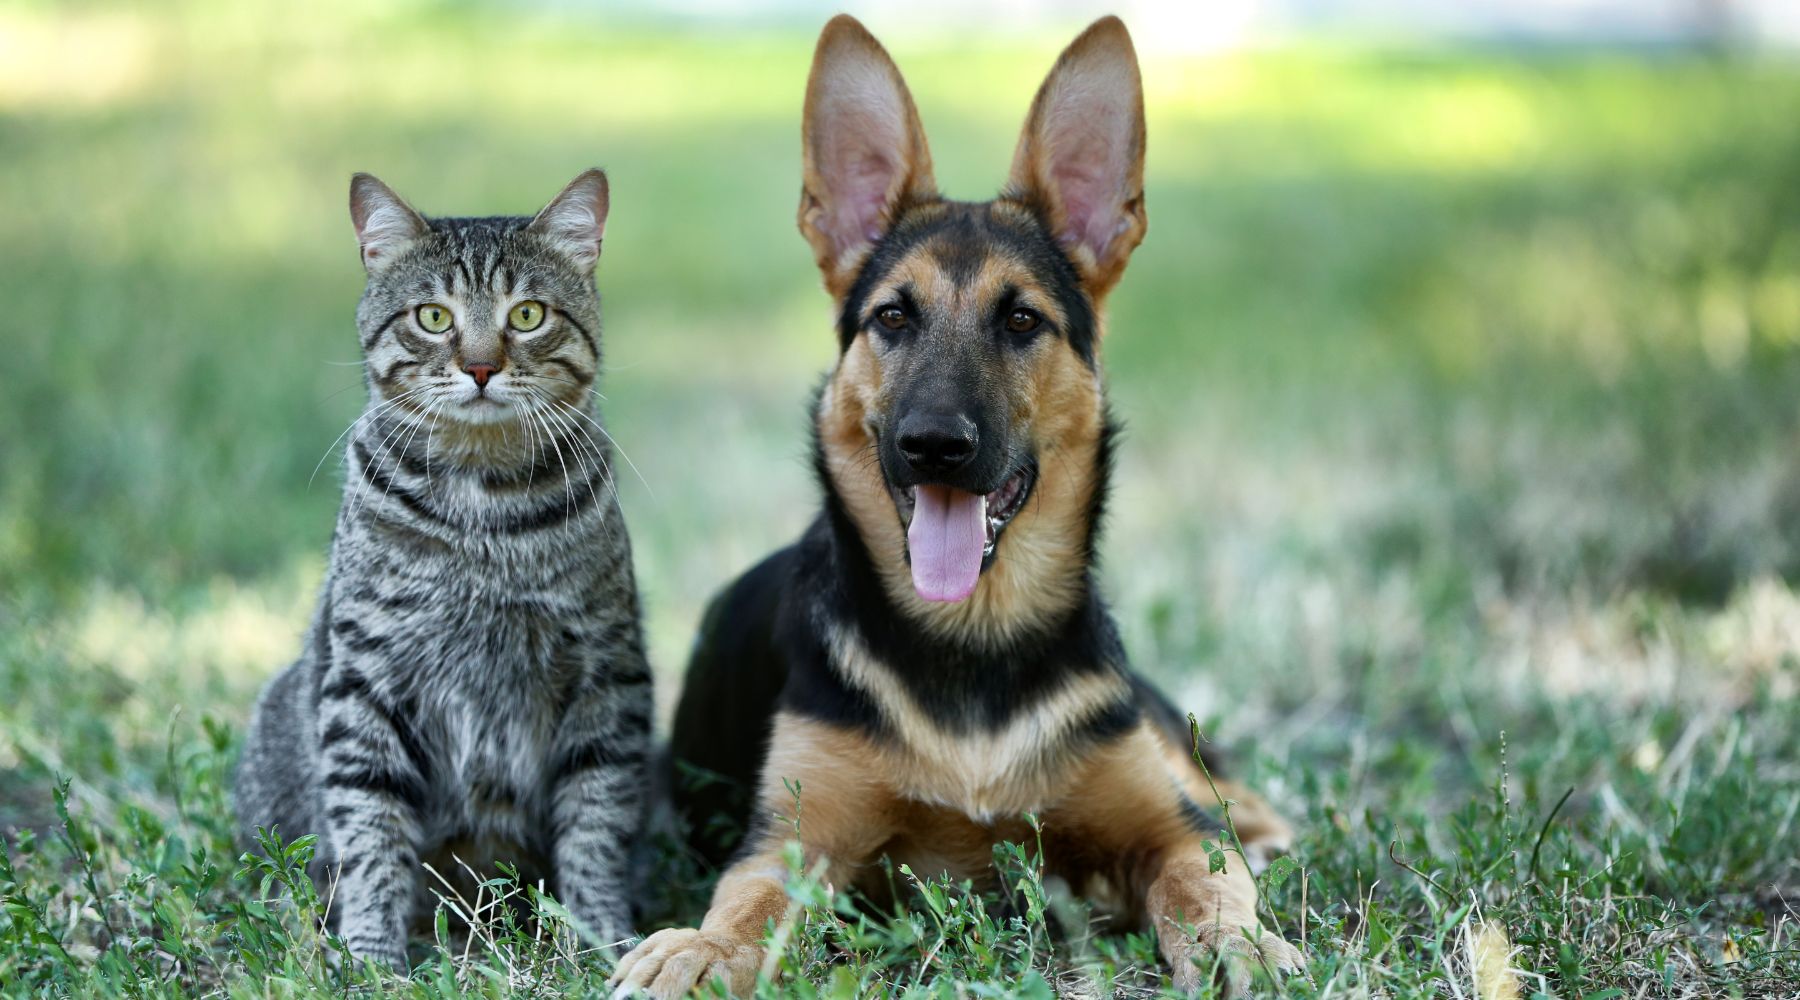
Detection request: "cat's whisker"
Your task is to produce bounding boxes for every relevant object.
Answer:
[528,405,577,522]
[309,385,430,489]
[541,398,621,509]
[524,387,581,457]
[350,392,434,522]
[351,412,414,523]
[542,405,606,513]
[382,397,438,510]
[526,418,571,492]
[543,395,652,502]
[423,398,442,488]
[550,405,614,484]
[532,390,612,467]
[532,396,606,468]
[321,380,368,404]
[311,384,427,488]
[523,398,542,492]
[532,372,609,403]
[528,389,607,514]
[529,406,594,507]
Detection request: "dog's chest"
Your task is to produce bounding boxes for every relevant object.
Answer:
[882,720,1073,824]
[832,630,1125,824]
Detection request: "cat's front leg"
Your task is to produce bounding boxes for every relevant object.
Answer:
[316,660,429,970]
[547,658,653,948]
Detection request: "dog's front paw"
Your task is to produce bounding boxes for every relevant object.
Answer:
[608,927,761,999]
[1165,924,1303,997]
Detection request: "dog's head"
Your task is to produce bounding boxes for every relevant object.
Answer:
[804,16,1146,635]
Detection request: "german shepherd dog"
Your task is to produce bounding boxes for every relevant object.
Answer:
[613,15,1302,997]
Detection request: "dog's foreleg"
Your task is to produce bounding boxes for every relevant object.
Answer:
[610,713,894,999]
[608,839,789,999]
[1144,845,1302,996]
[1056,723,1304,996]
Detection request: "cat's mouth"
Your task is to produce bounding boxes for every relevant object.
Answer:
[448,383,520,424]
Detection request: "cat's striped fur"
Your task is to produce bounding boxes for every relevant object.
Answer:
[234,170,651,968]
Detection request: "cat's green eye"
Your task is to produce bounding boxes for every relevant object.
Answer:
[416,304,453,334]
[508,301,546,332]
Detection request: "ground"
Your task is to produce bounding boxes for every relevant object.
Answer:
[1,3,1797,997]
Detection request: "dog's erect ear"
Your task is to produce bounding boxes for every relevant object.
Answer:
[529,168,610,271]
[349,173,429,273]
[1007,16,1147,300]
[799,15,937,297]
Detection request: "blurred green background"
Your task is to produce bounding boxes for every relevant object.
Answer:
[6,0,1800,790]
[6,0,1800,769]
[1,0,1797,989]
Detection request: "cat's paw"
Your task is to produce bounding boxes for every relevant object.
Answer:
[564,897,636,952]
[608,928,761,999]
[1165,925,1303,997]
[329,936,409,977]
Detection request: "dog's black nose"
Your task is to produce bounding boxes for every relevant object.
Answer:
[897,412,978,476]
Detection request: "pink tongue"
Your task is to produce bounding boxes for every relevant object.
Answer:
[907,485,987,602]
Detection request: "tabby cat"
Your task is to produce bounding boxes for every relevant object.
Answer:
[234,169,651,968]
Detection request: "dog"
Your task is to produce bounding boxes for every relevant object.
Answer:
[613,15,1302,997]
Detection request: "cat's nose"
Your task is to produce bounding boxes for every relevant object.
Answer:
[464,362,497,388]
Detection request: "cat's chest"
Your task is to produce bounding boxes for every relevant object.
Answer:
[401,684,560,846]
[396,591,584,778]
[350,580,587,832]
[402,585,584,673]
[436,687,557,794]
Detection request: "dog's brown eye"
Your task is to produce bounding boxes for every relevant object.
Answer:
[1005,309,1042,334]
[876,306,907,331]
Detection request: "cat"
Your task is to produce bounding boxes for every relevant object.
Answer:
[234,169,651,969]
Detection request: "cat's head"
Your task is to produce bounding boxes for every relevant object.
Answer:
[348,170,608,425]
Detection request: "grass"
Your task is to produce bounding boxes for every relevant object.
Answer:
[2,1,1798,996]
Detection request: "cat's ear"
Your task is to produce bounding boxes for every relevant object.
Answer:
[349,173,429,273]
[529,169,609,271]
[1006,16,1147,300]
[799,15,936,298]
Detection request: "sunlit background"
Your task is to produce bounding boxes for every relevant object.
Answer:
[2,0,1797,991]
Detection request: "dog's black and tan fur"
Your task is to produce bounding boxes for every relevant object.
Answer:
[613,16,1301,997]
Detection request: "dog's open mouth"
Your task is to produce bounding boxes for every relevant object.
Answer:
[893,464,1036,603]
